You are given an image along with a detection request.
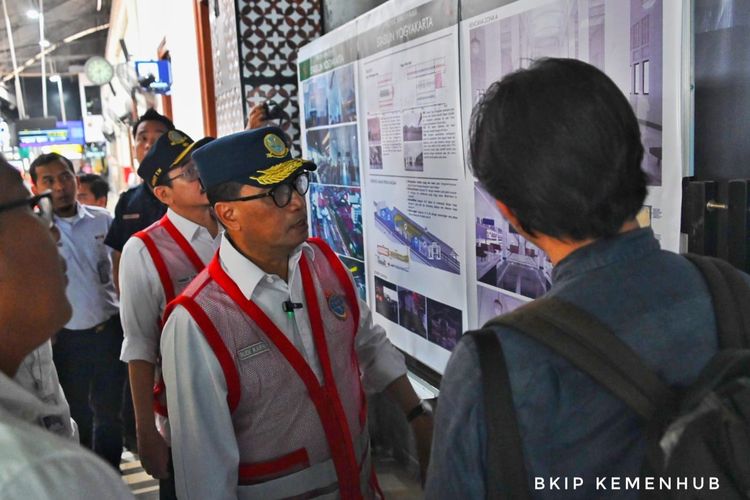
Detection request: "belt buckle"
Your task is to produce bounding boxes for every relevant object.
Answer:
[94,321,107,333]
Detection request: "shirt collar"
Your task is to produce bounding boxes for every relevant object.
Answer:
[0,370,67,424]
[166,208,213,243]
[551,228,661,285]
[218,237,315,300]
[54,202,90,224]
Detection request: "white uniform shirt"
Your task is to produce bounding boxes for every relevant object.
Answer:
[119,208,220,364]
[55,203,119,330]
[161,238,407,500]
[0,371,133,499]
[14,340,77,440]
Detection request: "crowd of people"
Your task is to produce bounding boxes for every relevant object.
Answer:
[0,57,747,500]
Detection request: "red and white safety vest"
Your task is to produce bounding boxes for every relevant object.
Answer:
[164,238,381,500]
[133,214,205,417]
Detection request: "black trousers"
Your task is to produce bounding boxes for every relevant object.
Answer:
[53,315,127,470]
[160,452,178,500]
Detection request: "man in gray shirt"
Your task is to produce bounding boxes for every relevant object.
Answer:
[30,152,124,470]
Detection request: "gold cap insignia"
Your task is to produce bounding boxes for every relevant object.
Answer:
[168,130,189,147]
[249,159,305,186]
[263,133,288,159]
[151,167,163,187]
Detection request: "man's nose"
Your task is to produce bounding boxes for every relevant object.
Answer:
[288,189,306,210]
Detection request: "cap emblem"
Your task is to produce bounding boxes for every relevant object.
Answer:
[168,130,189,147]
[263,133,288,159]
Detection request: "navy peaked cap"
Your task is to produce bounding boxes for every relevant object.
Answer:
[138,129,214,187]
[191,126,316,191]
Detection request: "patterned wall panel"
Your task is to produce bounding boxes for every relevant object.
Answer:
[236,0,323,151]
[211,0,245,135]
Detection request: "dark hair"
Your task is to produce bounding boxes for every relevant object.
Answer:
[132,108,175,139]
[29,153,75,184]
[470,58,647,241]
[77,173,110,200]
[205,181,244,206]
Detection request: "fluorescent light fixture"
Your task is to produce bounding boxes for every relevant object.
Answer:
[26,9,40,19]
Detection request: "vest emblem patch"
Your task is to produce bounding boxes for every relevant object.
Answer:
[238,341,270,361]
[327,293,348,321]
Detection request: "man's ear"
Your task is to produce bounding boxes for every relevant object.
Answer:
[152,185,171,205]
[30,183,40,195]
[213,202,240,232]
[495,200,519,227]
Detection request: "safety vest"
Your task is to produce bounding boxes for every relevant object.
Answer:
[164,238,381,500]
[133,214,205,417]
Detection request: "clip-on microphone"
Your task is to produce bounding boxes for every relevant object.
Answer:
[282,300,304,313]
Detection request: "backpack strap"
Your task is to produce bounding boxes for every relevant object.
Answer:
[486,298,675,421]
[683,254,750,348]
[465,330,531,500]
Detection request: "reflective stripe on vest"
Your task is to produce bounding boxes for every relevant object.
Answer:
[237,429,372,499]
[133,214,206,417]
[133,214,205,304]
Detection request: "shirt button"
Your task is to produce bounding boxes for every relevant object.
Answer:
[265,276,274,284]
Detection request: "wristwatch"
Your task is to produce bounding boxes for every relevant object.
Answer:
[407,399,433,423]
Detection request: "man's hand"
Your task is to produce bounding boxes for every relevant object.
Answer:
[137,425,170,479]
[246,103,270,130]
[411,413,433,486]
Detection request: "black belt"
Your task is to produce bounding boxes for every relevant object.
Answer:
[63,314,119,334]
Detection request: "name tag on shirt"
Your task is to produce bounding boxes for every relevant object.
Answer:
[238,341,270,361]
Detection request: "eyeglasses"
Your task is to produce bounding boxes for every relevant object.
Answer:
[0,191,54,228]
[224,171,310,208]
[166,162,201,183]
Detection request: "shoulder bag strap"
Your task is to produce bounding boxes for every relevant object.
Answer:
[486,298,674,421]
[465,330,531,500]
[684,254,750,348]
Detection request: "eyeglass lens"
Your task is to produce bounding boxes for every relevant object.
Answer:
[271,172,310,208]
[33,196,54,228]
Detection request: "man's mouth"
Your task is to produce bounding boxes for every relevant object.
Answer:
[292,217,308,229]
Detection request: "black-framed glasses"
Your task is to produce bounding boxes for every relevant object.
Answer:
[0,191,54,228]
[166,162,201,183]
[223,171,310,208]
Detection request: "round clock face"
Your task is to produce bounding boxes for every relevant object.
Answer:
[85,56,114,86]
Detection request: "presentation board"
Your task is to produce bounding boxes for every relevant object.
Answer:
[298,0,687,374]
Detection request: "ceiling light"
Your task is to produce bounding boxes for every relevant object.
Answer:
[26,9,40,19]
[49,75,60,83]
[39,39,50,48]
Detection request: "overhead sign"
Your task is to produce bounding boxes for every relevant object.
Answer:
[17,121,85,147]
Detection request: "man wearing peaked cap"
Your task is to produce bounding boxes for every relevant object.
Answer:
[119,129,220,500]
[161,126,433,499]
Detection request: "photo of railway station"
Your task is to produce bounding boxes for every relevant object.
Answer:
[310,185,364,261]
[374,202,460,275]
[475,185,552,299]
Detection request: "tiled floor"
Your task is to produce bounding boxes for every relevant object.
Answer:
[121,449,422,499]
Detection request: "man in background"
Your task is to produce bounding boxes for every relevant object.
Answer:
[30,152,124,470]
[77,173,110,208]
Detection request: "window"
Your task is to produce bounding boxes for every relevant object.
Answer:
[642,59,650,95]
[632,62,640,94]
